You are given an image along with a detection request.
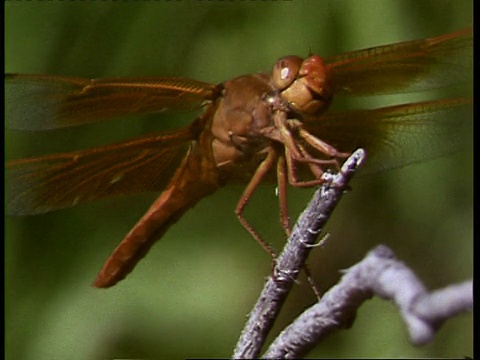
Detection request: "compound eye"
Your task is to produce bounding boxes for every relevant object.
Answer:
[271,55,303,90]
[279,55,332,115]
[299,55,325,76]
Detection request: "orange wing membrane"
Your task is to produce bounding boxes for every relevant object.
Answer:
[6,74,218,130]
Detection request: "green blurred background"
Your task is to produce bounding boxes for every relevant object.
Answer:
[5,1,472,359]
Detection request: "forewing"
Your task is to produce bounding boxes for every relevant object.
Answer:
[6,74,218,130]
[325,28,473,96]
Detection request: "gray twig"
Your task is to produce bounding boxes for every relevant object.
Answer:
[232,149,367,359]
[263,245,472,359]
[232,147,472,359]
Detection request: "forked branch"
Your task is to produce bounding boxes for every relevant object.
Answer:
[263,246,472,359]
[232,148,367,359]
[232,148,472,359]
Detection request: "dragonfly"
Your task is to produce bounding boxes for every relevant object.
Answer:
[6,27,472,288]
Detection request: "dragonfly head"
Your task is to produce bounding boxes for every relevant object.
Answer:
[271,55,333,116]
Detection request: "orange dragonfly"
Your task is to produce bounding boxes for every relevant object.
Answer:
[6,28,472,288]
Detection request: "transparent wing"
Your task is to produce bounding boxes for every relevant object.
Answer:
[324,28,472,96]
[6,126,196,215]
[304,97,472,173]
[6,74,219,130]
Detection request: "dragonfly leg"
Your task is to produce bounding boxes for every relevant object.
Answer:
[277,151,325,299]
[235,146,278,259]
[298,127,351,168]
[284,146,325,187]
[276,154,291,236]
[268,111,349,185]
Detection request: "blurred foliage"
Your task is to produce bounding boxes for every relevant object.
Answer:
[5,1,472,359]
